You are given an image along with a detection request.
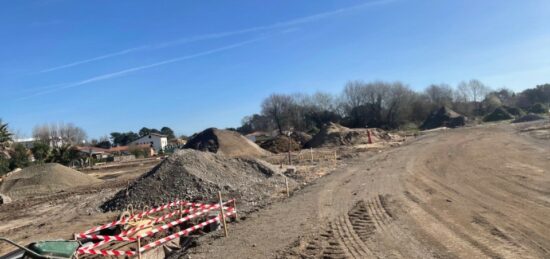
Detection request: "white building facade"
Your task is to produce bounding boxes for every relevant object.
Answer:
[129,133,168,153]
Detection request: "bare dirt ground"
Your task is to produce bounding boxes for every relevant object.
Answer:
[1,122,549,259]
[188,121,550,259]
[0,162,158,253]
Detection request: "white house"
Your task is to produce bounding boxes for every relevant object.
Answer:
[129,133,168,153]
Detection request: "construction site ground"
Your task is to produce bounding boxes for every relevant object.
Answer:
[1,121,549,258]
[188,121,550,259]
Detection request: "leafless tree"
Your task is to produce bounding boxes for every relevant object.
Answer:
[457,79,490,115]
[33,122,87,146]
[261,94,295,134]
[425,84,454,107]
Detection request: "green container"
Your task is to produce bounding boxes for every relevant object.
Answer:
[27,240,79,258]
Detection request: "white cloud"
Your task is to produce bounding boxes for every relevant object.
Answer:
[19,37,265,100]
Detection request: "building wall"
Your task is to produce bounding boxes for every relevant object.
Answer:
[130,135,167,152]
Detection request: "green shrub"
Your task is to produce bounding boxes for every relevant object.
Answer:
[9,144,30,169]
[0,156,9,176]
[528,103,548,114]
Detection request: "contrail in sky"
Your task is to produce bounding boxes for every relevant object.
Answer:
[20,37,265,100]
[39,0,396,73]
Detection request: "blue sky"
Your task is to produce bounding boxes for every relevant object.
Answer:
[1,0,549,138]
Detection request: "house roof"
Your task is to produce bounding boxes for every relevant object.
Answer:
[108,144,151,153]
[75,146,109,154]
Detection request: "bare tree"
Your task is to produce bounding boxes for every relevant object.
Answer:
[261,94,295,134]
[425,84,454,107]
[457,79,490,115]
[33,122,87,146]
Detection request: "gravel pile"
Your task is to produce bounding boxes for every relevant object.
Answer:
[101,149,293,212]
[512,114,545,123]
[484,107,514,122]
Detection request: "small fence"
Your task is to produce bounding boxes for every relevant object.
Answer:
[75,194,236,257]
[262,148,339,166]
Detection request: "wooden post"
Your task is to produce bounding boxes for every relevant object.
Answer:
[178,197,183,219]
[310,148,313,163]
[137,238,142,259]
[232,199,238,221]
[334,151,337,165]
[285,176,290,197]
[218,191,228,237]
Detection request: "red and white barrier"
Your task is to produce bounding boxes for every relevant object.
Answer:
[76,198,237,257]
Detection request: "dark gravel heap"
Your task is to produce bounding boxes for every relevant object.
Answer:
[101,149,292,212]
[421,106,466,130]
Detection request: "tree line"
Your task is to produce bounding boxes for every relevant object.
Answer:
[237,80,549,134]
[0,122,179,175]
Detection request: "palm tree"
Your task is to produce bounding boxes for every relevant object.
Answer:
[0,119,13,148]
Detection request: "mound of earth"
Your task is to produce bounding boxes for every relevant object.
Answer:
[0,163,101,199]
[484,107,513,122]
[305,123,401,148]
[290,131,312,146]
[513,114,545,123]
[184,128,269,157]
[101,149,293,212]
[420,106,466,130]
[503,106,525,117]
[260,135,301,153]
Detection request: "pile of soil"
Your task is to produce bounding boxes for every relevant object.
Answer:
[290,131,312,146]
[305,123,401,148]
[503,106,525,117]
[101,149,293,212]
[260,135,301,153]
[484,107,513,122]
[184,128,270,157]
[420,107,466,130]
[0,163,101,200]
[513,114,545,123]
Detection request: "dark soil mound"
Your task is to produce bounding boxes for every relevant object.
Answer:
[420,107,466,130]
[260,135,301,153]
[101,149,292,211]
[512,114,545,123]
[484,107,513,122]
[290,131,312,146]
[0,163,101,199]
[184,128,269,157]
[503,106,525,117]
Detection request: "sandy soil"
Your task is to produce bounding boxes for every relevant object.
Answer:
[0,162,158,254]
[188,122,550,259]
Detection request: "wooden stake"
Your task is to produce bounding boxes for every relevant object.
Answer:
[179,197,183,219]
[137,238,142,259]
[218,191,228,237]
[285,177,290,198]
[232,199,238,221]
[310,148,313,163]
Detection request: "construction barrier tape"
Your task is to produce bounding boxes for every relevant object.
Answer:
[78,209,236,256]
[79,200,205,235]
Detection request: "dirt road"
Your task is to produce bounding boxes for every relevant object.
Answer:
[189,122,550,258]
